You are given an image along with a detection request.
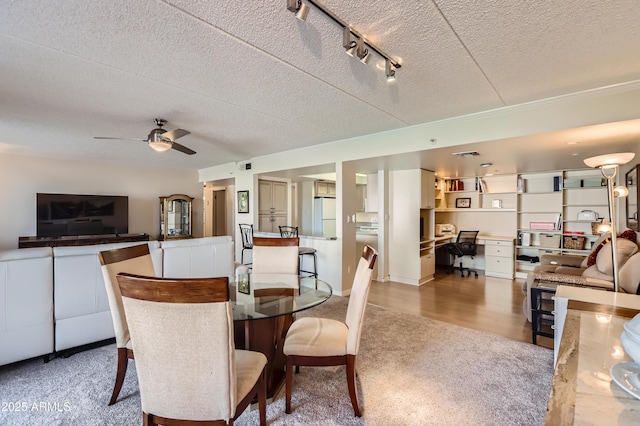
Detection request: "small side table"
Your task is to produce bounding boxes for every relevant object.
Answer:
[531,281,558,344]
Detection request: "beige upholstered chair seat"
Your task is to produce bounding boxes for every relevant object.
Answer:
[235,350,267,402]
[284,317,349,357]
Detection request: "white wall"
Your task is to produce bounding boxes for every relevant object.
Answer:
[0,153,203,250]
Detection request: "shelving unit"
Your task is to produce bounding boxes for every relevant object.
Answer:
[514,169,609,278]
[516,171,563,277]
[561,169,607,254]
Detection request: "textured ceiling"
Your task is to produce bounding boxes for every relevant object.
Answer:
[1,0,640,172]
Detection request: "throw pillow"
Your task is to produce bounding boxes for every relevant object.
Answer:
[595,239,639,276]
[587,231,638,267]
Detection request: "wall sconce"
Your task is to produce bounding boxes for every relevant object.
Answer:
[584,152,636,291]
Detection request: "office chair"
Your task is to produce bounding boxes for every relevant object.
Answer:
[445,230,479,277]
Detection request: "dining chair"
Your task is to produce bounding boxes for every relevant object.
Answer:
[116,273,267,426]
[279,226,318,278]
[252,237,299,275]
[283,245,377,417]
[98,244,156,406]
[239,223,254,265]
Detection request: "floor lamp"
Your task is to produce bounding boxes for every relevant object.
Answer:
[584,152,635,292]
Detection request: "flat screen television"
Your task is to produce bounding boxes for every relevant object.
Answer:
[37,193,128,238]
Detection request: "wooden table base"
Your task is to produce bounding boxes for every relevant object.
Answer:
[234,314,294,399]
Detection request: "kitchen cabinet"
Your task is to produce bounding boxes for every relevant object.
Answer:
[356,184,366,212]
[315,181,336,197]
[365,173,378,212]
[258,180,287,232]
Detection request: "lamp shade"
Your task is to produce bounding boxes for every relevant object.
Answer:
[584,152,635,168]
[148,141,172,152]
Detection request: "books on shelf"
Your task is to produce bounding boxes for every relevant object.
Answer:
[517,177,525,193]
[553,176,561,192]
[478,178,487,193]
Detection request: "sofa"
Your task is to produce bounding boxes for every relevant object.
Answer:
[522,231,640,322]
[0,247,54,366]
[0,236,235,366]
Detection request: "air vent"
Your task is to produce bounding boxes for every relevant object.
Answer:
[452,151,480,158]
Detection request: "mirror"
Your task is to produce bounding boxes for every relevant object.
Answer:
[160,194,194,240]
[626,165,638,231]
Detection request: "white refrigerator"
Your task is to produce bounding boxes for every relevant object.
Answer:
[314,197,337,237]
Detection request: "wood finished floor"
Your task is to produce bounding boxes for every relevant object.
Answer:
[367,270,554,349]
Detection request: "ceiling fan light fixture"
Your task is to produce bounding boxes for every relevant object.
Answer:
[148,139,172,152]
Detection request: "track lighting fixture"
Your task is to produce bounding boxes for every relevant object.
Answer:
[356,37,370,64]
[286,0,309,21]
[343,28,357,57]
[287,0,401,79]
[385,60,396,82]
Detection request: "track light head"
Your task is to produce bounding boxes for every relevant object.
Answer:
[296,2,309,20]
[287,0,309,21]
[343,28,357,56]
[356,38,370,64]
[385,60,396,82]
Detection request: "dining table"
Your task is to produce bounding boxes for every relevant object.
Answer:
[230,273,333,399]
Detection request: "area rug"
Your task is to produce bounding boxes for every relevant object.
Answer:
[0,297,553,425]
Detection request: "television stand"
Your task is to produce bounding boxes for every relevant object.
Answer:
[18,233,150,248]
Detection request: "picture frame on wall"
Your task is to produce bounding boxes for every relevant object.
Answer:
[455,197,471,208]
[237,190,249,213]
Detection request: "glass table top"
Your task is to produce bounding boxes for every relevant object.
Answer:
[230,273,332,321]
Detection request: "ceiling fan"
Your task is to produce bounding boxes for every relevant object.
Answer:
[94,118,196,155]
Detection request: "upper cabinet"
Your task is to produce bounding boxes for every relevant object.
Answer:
[159,194,193,240]
[366,173,379,212]
[258,180,288,232]
[420,170,435,209]
[315,181,336,197]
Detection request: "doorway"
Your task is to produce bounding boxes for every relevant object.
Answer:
[212,189,226,236]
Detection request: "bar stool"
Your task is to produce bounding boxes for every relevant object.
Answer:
[279,226,317,278]
[239,224,254,266]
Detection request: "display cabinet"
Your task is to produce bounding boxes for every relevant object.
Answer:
[159,194,193,240]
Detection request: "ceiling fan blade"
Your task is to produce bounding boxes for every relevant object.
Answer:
[171,142,196,155]
[94,136,146,142]
[162,128,190,141]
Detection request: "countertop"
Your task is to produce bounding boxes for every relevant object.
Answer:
[253,231,337,240]
[546,288,640,425]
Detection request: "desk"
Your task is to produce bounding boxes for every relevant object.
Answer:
[546,291,640,424]
[433,234,515,279]
[231,274,332,399]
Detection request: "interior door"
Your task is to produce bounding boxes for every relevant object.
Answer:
[213,189,226,236]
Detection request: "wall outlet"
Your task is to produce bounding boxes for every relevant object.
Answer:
[347,265,351,274]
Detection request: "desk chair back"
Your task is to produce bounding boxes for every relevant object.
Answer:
[116,273,267,425]
[456,230,479,256]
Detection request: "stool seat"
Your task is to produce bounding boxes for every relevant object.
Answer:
[299,247,316,255]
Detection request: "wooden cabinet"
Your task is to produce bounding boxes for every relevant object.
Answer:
[315,181,336,197]
[366,173,378,212]
[258,180,288,232]
[160,194,193,240]
[484,239,514,279]
[420,169,435,209]
[389,169,436,286]
[356,184,366,212]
